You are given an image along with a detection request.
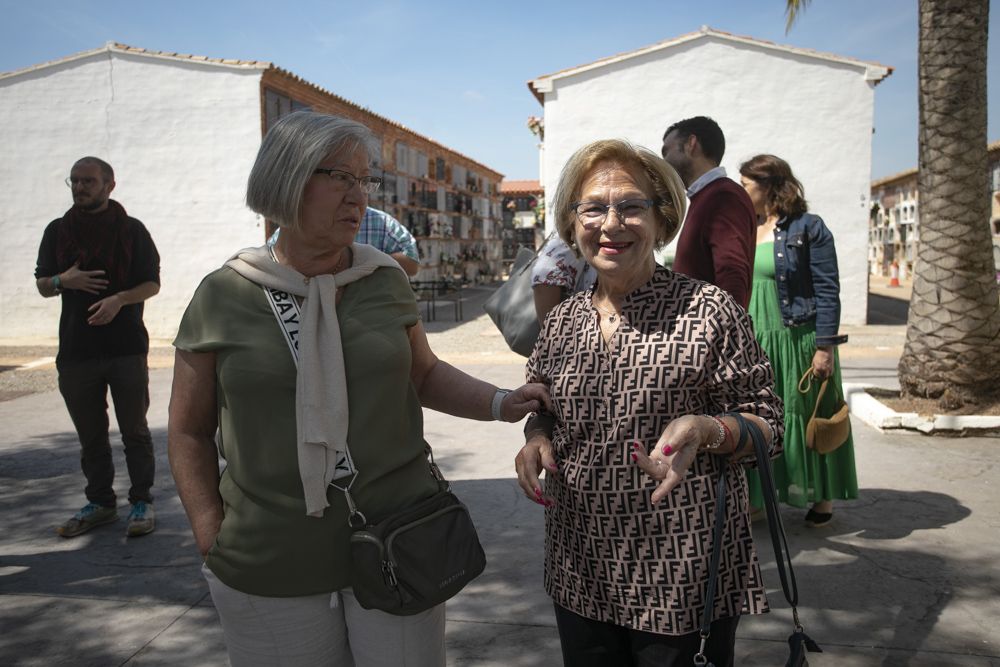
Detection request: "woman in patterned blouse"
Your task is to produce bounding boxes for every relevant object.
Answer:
[515,139,784,666]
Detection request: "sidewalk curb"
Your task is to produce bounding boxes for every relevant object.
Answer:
[845,382,1000,435]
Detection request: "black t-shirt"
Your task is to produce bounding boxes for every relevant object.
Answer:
[35,216,160,364]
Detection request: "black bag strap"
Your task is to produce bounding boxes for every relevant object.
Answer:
[694,453,732,667]
[695,414,822,666]
[734,414,799,609]
[330,444,449,530]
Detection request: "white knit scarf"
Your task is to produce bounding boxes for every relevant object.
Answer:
[225,244,404,517]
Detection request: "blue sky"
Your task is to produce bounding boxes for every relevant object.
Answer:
[1,0,996,181]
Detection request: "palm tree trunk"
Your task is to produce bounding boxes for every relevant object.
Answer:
[897,0,1000,409]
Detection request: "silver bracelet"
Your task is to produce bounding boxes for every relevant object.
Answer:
[491,389,512,421]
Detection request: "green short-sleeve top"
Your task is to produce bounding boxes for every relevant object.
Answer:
[174,265,438,597]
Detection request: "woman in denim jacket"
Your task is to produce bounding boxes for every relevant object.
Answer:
[738,154,857,526]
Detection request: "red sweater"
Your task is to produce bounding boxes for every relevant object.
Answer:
[671,177,756,308]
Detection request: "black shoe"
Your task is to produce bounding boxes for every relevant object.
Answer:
[805,508,833,526]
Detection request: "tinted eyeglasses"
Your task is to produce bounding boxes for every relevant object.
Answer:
[571,198,656,228]
[314,168,382,194]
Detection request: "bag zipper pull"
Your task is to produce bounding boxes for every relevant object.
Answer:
[382,560,398,588]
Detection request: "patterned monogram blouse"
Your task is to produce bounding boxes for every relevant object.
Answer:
[525,266,783,636]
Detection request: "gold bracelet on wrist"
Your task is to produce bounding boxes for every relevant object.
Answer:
[704,415,726,451]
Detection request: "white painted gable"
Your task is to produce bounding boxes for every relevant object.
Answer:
[530,28,891,325]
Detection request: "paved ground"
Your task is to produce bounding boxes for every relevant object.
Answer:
[2,282,999,666]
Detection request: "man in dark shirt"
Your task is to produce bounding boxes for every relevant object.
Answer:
[35,157,161,538]
[661,116,756,308]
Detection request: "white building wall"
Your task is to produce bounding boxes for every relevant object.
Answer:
[0,50,265,341]
[539,37,879,325]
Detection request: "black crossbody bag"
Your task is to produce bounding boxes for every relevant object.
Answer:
[335,447,487,616]
[695,414,822,667]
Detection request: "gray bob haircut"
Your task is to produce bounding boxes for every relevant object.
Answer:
[551,139,687,253]
[246,111,379,229]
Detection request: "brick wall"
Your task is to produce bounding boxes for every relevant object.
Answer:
[259,69,505,282]
[260,69,502,186]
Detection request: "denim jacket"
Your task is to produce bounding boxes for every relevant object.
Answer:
[772,212,848,347]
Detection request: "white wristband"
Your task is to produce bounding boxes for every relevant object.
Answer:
[491,389,512,421]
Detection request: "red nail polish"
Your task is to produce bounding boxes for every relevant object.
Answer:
[534,488,542,497]
[662,445,672,455]
[631,453,638,461]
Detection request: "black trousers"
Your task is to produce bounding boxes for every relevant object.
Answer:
[58,354,155,507]
[554,604,739,667]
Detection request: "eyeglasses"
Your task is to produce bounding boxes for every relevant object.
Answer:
[65,176,99,189]
[313,168,382,194]
[571,198,656,228]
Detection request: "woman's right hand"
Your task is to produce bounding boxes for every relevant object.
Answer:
[515,435,557,507]
[632,415,712,504]
[500,383,553,422]
[168,349,224,561]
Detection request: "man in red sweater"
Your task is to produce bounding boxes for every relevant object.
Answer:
[661,116,756,308]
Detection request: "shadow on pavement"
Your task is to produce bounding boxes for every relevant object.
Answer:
[0,428,559,665]
[0,425,225,666]
[3,418,993,665]
[0,426,205,605]
[742,487,984,665]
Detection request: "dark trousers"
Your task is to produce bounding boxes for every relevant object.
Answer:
[554,604,740,667]
[58,354,155,507]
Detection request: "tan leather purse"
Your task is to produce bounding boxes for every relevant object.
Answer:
[799,369,851,455]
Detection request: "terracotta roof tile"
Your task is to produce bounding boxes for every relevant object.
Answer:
[500,180,542,194]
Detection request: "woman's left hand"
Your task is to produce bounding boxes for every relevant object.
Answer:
[632,415,713,505]
[499,383,553,422]
[812,347,834,380]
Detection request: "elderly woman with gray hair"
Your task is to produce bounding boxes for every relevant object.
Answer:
[514,139,783,666]
[168,111,550,666]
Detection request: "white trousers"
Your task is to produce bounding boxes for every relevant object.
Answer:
[202,564,446,667]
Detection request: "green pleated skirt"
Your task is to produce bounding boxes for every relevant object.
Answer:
[747,242,858,508]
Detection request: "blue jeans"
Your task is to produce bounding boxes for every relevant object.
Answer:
[57,354,155,506]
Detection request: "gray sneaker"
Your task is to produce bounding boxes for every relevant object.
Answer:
[58,503,119,537]
[126,501,155,537]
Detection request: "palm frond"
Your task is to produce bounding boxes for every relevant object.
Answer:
[785,0,813,34]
